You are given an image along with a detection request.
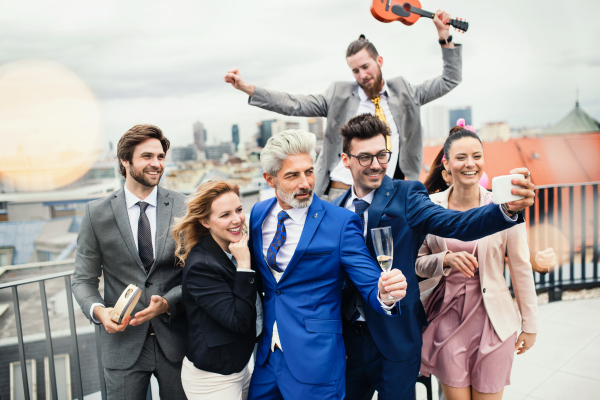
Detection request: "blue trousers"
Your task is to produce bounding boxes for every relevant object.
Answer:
[343,322,420,400]
[248,348,345,400]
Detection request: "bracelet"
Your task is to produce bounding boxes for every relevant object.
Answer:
[501,203,518,217]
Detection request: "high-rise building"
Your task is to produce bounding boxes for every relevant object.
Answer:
[193,121,205,151]
[307,117,324,140]
[270,120,300,137]
[205,142,236,161]
[257,119,276,147]
[170,145,198,162]
[448,107,472,129]
[232,124,240,149]
[421,105,449,144]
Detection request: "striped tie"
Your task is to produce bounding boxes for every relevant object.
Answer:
[371,95,392,151]
[137,201,154,273]
[266,211,290,273]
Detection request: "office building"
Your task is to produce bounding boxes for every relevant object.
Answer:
[308,117,324,140]
[232,124,240,149]
[421,104,449,144]
[448,107,472,129]
[479,122,510,142]
[257,119,276,147]
[205,142,236,161]
[193,121,206,151]
[170,144,198,162]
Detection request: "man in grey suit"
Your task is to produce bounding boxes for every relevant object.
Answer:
[72,124,188,399]
[225,10,460,200]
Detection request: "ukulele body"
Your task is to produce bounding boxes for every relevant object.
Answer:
[370,0,421,25]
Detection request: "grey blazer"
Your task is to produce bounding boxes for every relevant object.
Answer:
[72,186,188,370]
[249,45,462,197]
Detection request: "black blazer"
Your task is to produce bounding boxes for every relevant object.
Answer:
[182,234,257,375]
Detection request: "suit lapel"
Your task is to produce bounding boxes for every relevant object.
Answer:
[253,198,278,284]
[200,234,236,275]
[386,82,403,135]
[344,85,360,126]
[111,189,145,272]
[476,186,489,282]
[280,195,325,282]
[151,187,173,275]
[366,176,397,248]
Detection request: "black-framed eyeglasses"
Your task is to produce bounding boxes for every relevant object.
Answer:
[347,151,392,167]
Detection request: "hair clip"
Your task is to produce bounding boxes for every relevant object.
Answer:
[441,155,446,165]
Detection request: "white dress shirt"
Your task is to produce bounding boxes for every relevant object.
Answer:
[90,186,158,322]
[261,202,309,352]
[330,83,400,185]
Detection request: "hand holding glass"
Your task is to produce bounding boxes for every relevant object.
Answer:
[371,226,398,301]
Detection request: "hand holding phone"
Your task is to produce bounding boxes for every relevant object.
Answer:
[492,174,525,205]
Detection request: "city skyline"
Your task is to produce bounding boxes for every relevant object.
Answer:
[0,0,598,149]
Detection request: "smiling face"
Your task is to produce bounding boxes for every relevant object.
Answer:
[264,153,314,210]
[201,191,245,250]
[347,48,384,98]
[342,134,388,198]
[121,138,165,189]
[443,137,484,189]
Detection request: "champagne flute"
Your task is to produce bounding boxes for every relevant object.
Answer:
[371,226,397,301]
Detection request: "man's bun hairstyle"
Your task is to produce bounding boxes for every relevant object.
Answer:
[346,34,379,60]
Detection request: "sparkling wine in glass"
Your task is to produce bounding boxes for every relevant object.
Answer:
[371,226,397,301]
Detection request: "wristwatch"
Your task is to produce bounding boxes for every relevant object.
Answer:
[438,35,453,45]
[501,203,521,218]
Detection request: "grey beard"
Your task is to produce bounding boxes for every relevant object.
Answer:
[275,183,313,209]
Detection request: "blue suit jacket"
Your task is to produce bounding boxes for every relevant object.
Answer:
[331,176,524,362]
[250,195,396,384]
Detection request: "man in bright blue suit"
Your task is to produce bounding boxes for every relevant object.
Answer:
[247,129,409,400]
[331,114,536,400]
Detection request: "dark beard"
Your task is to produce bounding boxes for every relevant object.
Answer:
[359,67,384,99]
[129,164,162,187]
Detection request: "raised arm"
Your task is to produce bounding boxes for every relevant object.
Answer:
[409,10,461,106]
[224,67,331,117]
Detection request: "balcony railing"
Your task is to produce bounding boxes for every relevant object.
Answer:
[1,183,599,399]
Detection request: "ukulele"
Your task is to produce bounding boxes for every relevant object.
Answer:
[371,0,469,33]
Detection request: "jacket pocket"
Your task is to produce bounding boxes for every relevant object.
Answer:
[205,330,237,347]
[304,319,342,334]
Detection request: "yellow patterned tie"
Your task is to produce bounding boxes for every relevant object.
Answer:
[371,95,392,151]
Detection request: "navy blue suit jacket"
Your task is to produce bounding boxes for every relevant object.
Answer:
[250,195,397,384]
[331,176,523,361]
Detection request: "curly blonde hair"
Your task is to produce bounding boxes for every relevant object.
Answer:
[172,180,240,266]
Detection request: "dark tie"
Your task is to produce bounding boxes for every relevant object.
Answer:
[353,198,369,232]
[137,201,154,273]
[266,210,290,273]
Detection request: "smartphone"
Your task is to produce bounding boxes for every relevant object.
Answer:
[492,174,525,205]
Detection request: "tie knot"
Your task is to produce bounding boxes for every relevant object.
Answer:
[371,95,380,105]
[277,210,290,223]
[353,198,368,214]
[137,201,149,213]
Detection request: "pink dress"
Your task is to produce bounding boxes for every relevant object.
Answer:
[420,238,517,394]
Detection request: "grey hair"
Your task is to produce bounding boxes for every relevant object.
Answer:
[260,129,317,176]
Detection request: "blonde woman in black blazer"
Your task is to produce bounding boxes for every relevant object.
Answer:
[173,181,257,400]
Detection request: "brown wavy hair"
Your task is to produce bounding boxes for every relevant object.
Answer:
[172,180,240,266]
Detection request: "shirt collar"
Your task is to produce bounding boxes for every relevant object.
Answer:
[272,201,310,224]
[124,185,158,209]
[357,81,389,102]
[349,186,375,205]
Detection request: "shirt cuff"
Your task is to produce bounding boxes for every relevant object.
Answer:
[90,303,105,324]
[377,293,397,315]
[236,269,255,273]
[499,205,518,221]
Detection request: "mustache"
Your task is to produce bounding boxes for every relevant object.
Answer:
[294,188,312,197]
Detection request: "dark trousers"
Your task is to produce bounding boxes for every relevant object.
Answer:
[344,321,420,400]
[104,335,186,400]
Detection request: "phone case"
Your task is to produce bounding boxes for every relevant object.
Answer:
[492,174,525,205]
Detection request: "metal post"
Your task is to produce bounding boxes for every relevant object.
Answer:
[12,286,31,400]
[40,281,59,400]
[593,184,598,280]
[538,188,546,287]
[95,324,107,400]
[548,188,560,301]
[570,187,575,282]
[581,185,587,282]
[64,276,84,400]
[557,187,564,295]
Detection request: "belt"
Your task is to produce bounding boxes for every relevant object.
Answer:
[331,181,351,190]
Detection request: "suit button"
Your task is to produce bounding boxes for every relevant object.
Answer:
[248,277,255,284]
[145,282,151,288]
[482,288,486,293]
[276,289,281,295]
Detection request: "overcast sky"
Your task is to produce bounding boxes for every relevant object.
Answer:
[1,0,598,148]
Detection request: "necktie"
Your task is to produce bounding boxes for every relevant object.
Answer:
[353,198,369,233]
[371,95,392,151]
[137,201,154,273]
[266,210,290,273]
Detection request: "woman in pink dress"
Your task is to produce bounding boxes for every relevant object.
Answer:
[416,128,539,400]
